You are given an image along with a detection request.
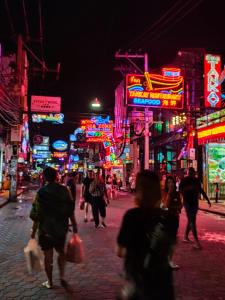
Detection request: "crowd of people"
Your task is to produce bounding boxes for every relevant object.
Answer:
[29,166,211,299]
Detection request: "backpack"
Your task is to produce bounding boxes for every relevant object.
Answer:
[143,214,171,271]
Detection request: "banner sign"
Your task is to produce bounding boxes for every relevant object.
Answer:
[32,113,64,124]
[204,54,221,108]
[126,68,184,109]
[31,95,61,112]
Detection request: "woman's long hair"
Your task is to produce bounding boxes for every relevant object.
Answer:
[135,170,161,209]
[164,175,176,193]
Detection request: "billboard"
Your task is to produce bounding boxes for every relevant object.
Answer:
[126,68,184,109]
[208,143,225,183]
[31,95,61,112]
[204,54,221,108]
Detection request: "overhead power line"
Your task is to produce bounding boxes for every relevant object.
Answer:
[144,0,204,46]
[124,0,204,50]
[125,0,185,49]
[4,0,16,39]
[38,0,44,61]
[22,0,30,42]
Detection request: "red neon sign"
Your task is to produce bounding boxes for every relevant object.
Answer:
[204,54,221,108]
[126,69,184,109]
[197,122,225,144]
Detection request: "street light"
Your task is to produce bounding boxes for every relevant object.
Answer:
[90,97,101,109]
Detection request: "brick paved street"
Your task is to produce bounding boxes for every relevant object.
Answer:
[0,188,225,300]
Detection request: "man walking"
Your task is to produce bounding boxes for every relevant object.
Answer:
[179,167,211,249]
[30,167,77,289]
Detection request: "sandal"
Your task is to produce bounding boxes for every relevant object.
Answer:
[42,281,53,289]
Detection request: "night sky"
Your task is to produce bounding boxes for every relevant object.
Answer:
[1,0,225,140]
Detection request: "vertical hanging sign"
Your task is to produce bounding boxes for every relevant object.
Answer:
[204,54,221,108]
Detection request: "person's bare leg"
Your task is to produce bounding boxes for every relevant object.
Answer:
[84,202,88,221]
[43,248,54,287]
[55,246,66,280]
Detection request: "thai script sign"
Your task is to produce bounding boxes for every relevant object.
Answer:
[204,54,221,108]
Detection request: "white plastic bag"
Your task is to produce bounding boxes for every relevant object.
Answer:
[24,238,44,273]
[66,234,84,263]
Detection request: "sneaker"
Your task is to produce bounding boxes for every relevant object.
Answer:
[84,218,88,223]
[169,261,180,270]
[193,243,202,250]
[182,238,192,243]
[95,224,104,228]
[101,222,107,228]
[90,218,94,222]
[42,281,53,289]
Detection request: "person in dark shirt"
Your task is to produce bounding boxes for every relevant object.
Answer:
[30,167,77,289]
[162,175,182,269]
[116,170,174,300]
[66,172,77,205]
[82,170,94,222]
[179,167,211,249]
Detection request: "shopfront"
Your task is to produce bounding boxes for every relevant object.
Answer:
[197,109,225,199]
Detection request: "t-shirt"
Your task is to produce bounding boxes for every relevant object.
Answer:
[67,177,76,201]
[82,177,93,199]
[117,207,170,277]
[30,182,75,240]
[117,207,174,298]
[179,176,202,207]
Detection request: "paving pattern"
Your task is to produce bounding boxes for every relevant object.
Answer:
[0,188,225,299]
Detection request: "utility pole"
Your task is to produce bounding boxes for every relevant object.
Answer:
[9,35,23,201]
[115,51,151,171]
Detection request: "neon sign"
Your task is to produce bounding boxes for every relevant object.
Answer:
[32,113,64,124]
[126,68,184,109]
[197,122,225,144]
[52,140,68,151]
[53,151,68,158]
[81,116,113,142]
[204,54,221,108]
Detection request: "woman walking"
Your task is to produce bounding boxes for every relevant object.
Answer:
[116,170,174,300]
[162,175,182,269]
[89,172,109,228]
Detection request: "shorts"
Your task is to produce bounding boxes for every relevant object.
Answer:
[106,184,112,190]
[184,203,198,223]
[39,233,66,251]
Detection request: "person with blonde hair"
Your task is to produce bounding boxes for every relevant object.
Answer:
[116,170,174,299]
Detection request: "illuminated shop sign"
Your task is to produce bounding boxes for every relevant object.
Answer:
[32,113,64,124]
[52,140,68,151]
[126,69,184,109]
[81,116,113,142]
[196,108,225,129]
[33,145,49,151]
[204,54,221,108]
[197,122,225,144]
[53,151,68,158]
